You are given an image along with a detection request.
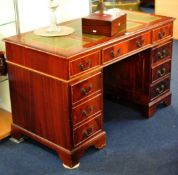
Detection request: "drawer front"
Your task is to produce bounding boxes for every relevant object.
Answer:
[73,116,102,146]
[72,94,102,126]
[102,40,128,63]
[70,51,100,76]
[152,42,172,64]
[151,61,171,82]
[128,31,151,52]
[152,23,173,42]
[71,73,102,103]
[150,76,170,100]
[102,32,151,64]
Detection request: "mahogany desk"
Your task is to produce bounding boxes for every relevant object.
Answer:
[4,11,174,168]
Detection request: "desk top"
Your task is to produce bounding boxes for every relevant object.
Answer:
[4,10,174,58]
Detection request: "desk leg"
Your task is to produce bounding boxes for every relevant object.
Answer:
[11,123,106,169]
[10,124,25,142]
[57,131,106,169]
[144,92,172,118]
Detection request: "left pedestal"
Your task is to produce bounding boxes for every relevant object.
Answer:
[0,109,12,140]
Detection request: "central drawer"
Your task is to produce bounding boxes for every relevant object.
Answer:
[102,31,151,64]
[128,31,151,52]
[102,40,128,63]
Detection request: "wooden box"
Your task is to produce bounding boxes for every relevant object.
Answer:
[82,9,126,37]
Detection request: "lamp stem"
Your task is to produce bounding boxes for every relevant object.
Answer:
[47,0,60,32]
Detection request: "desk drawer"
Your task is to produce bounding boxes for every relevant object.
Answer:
[73,115,102,146]
[102,32,150,64]
[152,41,172,64]
[151,60,171,82]
[72,94,102,126]
[70,51,100,76]
[102,40,128,63]
[71,72,102,103]
[150,76,170,100]
[128,31,151,52]
[152,23,173,43]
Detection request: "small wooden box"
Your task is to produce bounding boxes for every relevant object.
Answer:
[82,9,127,37]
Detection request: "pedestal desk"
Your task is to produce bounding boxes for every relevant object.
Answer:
[4,11,174,168]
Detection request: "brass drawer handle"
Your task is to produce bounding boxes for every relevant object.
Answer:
[80,83,93,96]
[157,67,166,77]
[136,38,144,48]
[157,51,162,59]
[111,50,115,58]
[117,48,121,56]
[79,59,92,71]
[162,49,168,58]
[158,31,166,39]
[157,49,168,59]
[110,48,121,58]
[82,106,94,117]
[156,84,165,94]
[83,125,94,138]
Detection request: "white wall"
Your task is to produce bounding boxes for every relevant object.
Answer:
[0,81,11,111]
[0,0,17,112]
[18,0,90,33]
[155,0,178,39]
[0,0,90,112]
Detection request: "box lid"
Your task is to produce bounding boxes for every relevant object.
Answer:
[82,8,126,24]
